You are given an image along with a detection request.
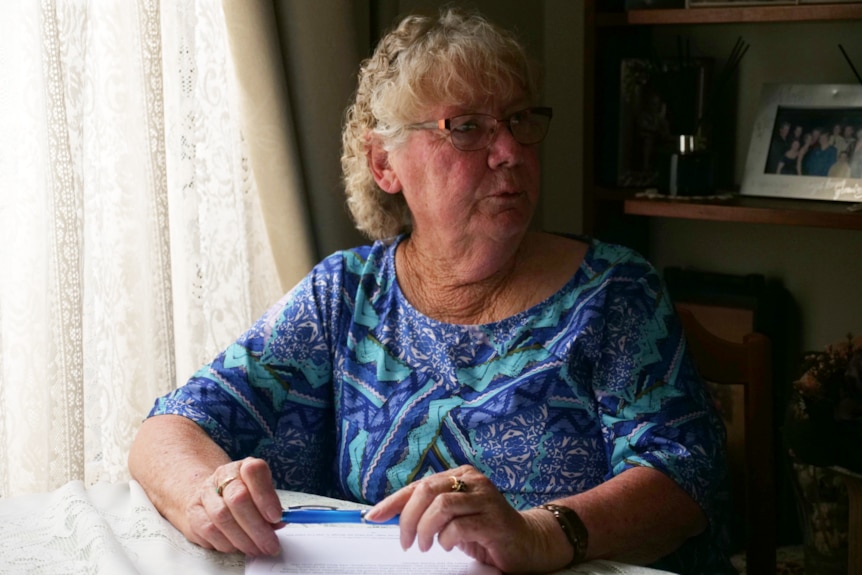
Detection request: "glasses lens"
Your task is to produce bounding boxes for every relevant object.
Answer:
[509,108,551,145]
[445,108,552,151]
[448,114,495,151]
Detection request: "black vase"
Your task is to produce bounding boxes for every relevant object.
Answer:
[658,135,715,196]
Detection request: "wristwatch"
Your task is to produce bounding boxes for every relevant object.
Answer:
[536,503,589,568]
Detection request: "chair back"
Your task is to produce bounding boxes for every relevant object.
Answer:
[677,306,776,575]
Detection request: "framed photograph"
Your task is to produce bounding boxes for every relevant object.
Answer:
[616,58,710,187]
[741,84,862,202]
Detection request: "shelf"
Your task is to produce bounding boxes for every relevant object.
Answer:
[584,1,862,239]
[596,4,862,26]
[600,189,862,229]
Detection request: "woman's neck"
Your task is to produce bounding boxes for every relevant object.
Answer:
[395,232,531,324]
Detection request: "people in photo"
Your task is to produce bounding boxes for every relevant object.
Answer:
[804,132,838,177]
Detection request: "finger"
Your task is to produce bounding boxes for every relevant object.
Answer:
[452,539,490,564]
[364,482,417,523]
[435,511,484,552]
[365,464,477,524]
[188,503,239,553]
[239,458,283,524]
[219,475,280,556]
[205,479,267,556]
[415,486,479,552]
[399,473,464,551]
[415,467,501,553]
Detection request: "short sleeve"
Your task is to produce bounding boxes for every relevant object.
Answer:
[147,256,344,492]
[590,253,729,535]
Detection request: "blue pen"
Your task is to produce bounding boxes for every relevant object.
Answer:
[281,507,400,525]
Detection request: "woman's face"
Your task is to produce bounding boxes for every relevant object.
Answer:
[386,97,541,247]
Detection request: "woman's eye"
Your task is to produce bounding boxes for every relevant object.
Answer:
[453,121,480,134]
[510,110,534,127]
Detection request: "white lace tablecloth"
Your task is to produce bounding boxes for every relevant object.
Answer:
[0,481,675,574]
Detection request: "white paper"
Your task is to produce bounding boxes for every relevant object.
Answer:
[566,561,678,575]
[246,525,501,575]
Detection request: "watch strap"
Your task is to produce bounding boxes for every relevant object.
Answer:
[536,503,589,568]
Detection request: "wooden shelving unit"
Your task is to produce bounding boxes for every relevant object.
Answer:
[597,4,862,26]
[581,7,862,571]
[583,1,862,239]
[621,192,862,229]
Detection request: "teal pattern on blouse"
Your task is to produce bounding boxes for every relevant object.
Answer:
[150,234,732,574]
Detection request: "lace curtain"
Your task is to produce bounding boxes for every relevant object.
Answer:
[0,0,289,498]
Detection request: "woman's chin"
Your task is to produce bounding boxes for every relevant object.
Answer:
[481,212,534,243]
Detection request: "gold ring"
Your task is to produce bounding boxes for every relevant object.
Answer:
[216,476,238,497]
[449,475,466,492]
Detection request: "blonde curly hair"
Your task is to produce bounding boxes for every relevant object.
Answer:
[340,8,539,240]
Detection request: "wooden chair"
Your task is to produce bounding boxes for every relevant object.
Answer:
[677,306,776,575]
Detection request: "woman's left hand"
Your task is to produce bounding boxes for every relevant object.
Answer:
[363,465,565,574]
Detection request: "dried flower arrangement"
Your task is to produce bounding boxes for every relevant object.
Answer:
[783,334,862,474]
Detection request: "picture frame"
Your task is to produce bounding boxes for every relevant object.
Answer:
[741,83,862,203]
[616,57,711,187]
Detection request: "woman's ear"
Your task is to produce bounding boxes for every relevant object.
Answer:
[367,139,402,194]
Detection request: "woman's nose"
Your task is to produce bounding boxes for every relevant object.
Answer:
[487,123,522,167]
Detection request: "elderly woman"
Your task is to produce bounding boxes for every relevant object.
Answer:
[129,9,732,575]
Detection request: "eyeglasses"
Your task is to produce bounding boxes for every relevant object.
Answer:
[409,106,553,152]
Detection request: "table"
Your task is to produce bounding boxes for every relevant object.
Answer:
[0,480,675,574]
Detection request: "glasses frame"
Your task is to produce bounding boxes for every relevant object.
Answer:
[409,106,553,152]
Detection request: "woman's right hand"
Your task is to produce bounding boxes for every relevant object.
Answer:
[185,457,284,556]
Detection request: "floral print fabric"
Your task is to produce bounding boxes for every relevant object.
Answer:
[149,234,732,573]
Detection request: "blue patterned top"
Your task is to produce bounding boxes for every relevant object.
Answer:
[149,235,732,573]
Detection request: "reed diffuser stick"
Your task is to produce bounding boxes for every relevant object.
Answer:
[697,36,749,133]
[838,44,862,86]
